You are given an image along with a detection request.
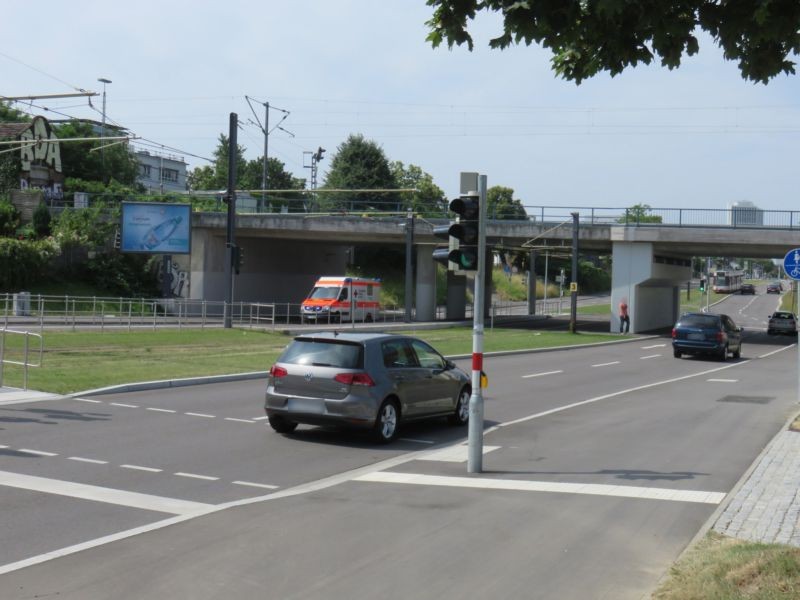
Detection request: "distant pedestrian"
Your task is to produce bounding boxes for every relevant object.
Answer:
[619,300,630,334]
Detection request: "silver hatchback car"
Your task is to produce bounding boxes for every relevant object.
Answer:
[265,332,471,443]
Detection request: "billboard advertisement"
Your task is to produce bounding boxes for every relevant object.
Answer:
[121,202,191,254]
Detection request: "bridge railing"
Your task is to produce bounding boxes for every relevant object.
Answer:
[523,206,800,229]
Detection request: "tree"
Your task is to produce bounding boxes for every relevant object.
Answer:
[0,102,29,197]
[55,120,139,185]
[487,186,527,220]
[425,1,800,84]
[389,161,447,216]
[619,203,663,224]
[187,134,247,191]
[321,134,400,212]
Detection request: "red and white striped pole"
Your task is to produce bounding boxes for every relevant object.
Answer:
[467,175,487,473]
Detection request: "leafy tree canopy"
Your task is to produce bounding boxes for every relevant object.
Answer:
[619,203,663,223]
[321,134,400,212]
[55,121,139,186]
[389,161,447,216]
[0,101,30,124]
[425,1,800,84]
[487,185,527,220]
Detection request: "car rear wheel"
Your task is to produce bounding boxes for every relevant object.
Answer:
[448,387,470,426]
[373,399,399,443]
[673,349,681,358]
[268,415,298,434]
[733,345,741,359]
[718,345,728,361]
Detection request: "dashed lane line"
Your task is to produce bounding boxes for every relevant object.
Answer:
[120,464,162,473]
[18,449,58,457]
[640,354,661,360]
[708,378,738,383]
[224,417,256,424]
[641,344,666,349]
[591,361,620,368]
[146,408,176,414]
[67,457,108,465]
[521,370,563,379]
[354,472,726,505]
[185,412,215,418]
[232,480,279,490]
[73,398,102,404]
[175,472,219,481]
[110,402,138,408]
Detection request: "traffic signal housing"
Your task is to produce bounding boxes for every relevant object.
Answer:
[699,279,706,292]
[232,244,244,275]
[432,193,481,272]
[447,194,480,271]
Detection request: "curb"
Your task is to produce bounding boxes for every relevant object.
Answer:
[68,334,656,398]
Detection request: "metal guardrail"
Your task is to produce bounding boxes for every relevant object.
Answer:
[0,328,43,390]
[0,293,591,332]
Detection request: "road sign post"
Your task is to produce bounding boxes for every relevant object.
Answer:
[783,248,800,405]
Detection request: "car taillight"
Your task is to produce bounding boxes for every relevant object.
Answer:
[334,372,375,386]
[269,365,288,378]
[715,331,725,342]
[671,328,677,339]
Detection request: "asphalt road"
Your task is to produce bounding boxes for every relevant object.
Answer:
[0,283,797,599]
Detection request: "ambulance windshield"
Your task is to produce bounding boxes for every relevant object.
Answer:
[308,286,340,300]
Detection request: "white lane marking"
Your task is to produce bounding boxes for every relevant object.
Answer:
[110,402,138,408]
[232,481,279,490]
[67,456,108,465]
[175,472,219,481]
[120,464,162,473]
[355,472,726,505]
[73,398,102,404]
[252,416,269,421]
[708,378,738,383]
[146,408,176,414]
[420,445,500,463]
[224,418,256,424]
[0,469,213,515]
[640,354,661,360]
[522,370,563,379]
[399,438,436,444]
[759,345,795,359]
[591,361,620,368]
[641,344,666,349]
[185,412,215,418]
[0,445,7,449]
[493,360,751,431]
[18,448,58,457]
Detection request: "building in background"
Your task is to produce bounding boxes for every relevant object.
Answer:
[728,201,764,227]
[135,149,187,193]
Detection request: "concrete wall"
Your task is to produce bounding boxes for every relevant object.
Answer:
[190,230,347,304]
[611,242,691,333]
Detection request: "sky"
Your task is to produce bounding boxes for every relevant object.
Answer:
[3,0,800,213]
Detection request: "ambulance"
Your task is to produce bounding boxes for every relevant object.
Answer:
[301,276,381,323]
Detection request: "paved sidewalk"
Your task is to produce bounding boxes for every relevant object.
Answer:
[714,427,800,546]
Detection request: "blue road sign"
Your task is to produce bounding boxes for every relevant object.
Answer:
[783,248,800,280]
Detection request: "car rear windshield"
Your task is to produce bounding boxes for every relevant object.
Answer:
[678,315,719,328]
[280,339,363,368]
[773,312,794,319]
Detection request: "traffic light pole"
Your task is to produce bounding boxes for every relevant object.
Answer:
[467,175,488,474]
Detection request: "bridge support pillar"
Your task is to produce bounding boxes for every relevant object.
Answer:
[415,245,437,321]
[611,242,691,334]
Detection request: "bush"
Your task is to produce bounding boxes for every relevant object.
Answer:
[84,252,159,297]
[0,200,20,236]
[0,237,59,290]
[32,202,52,238]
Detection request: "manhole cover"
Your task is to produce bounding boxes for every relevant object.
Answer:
[718,395,773,404]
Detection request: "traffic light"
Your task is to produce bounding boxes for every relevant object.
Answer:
[699,279,706,292]
[447,194,480,271]
[232,244,244,275]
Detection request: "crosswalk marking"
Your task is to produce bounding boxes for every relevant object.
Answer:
[355,471,726,505]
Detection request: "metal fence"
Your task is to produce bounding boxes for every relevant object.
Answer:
[0,293,590,333]
[0,328,43,390]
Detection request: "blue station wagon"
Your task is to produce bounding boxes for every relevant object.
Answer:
[672,312,742,361]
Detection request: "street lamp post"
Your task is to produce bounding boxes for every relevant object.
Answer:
[97,78,111,180]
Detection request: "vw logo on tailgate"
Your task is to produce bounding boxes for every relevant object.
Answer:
[304,372,313,382]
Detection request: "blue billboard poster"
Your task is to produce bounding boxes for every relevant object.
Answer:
[121,202,191,254]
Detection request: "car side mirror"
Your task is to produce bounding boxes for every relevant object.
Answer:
[446,360,456,370]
